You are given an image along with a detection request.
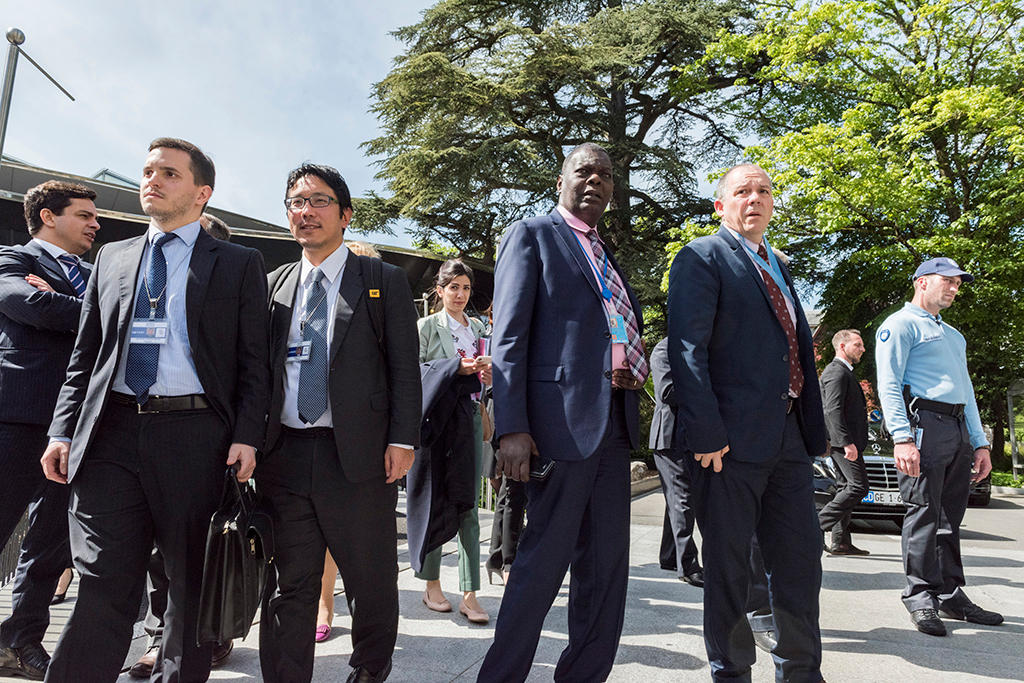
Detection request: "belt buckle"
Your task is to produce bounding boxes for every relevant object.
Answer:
[137,398,162,415]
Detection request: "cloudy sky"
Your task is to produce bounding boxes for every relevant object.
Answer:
[0,0,435,245]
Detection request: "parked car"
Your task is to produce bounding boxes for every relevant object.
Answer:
[812,415,991,523]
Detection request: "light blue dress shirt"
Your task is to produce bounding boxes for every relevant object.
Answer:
[111,222,205,397]
[875,302,987,449]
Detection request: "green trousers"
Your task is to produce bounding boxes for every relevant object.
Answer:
[414,409,483,591]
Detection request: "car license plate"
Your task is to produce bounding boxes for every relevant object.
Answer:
[862,490,902,505]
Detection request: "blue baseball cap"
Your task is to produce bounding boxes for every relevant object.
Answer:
[913,257,974,283]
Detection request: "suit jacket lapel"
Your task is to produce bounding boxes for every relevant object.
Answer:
[24,241,77,295]
[185,230,217,352]
[271,263,300,374]
[329,255,363,363]
[550,209,605,303]
[116,236,148,338]
[434,311,456,358]
[718,227,774,310]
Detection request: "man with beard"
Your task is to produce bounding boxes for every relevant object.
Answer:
[40,138,270,682]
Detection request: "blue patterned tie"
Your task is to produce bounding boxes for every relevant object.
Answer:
[56,254,87,297]
[297,268,329,424]
[125,232,176,403]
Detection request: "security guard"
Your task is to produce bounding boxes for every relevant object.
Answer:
[876,257,1001,636]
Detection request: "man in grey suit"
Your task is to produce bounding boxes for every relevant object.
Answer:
[40,138,271,682]
[649,337,703,586]
[0,181,98,680]
[258,163,421,683]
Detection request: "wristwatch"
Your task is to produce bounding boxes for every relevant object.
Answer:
[894,438,914,444]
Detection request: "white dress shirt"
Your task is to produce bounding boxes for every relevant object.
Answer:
[31,237,81,285]
[280,244,350,429]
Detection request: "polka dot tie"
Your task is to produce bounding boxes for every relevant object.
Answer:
[124,232,176,404]
[757,244,803,397]
[297,269,329,424]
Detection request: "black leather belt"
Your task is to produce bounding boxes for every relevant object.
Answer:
[281,425,334,439]
[909,396,965,418]
[110,392,210,414]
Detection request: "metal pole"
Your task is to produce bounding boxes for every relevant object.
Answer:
[1009,392,1021,479]
[0,28,25,165]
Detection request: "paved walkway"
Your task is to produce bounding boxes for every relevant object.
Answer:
[3,488,1023,681]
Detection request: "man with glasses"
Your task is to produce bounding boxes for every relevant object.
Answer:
[258,164,420,683]
[41,138,270,682]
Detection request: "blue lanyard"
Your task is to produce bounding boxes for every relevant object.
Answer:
[572,231,613,300]
[740,236,793,304]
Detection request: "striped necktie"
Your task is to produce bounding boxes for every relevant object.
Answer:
[57,254,86,298]
[585,231,649,382]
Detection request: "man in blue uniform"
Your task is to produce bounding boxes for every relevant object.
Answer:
[876,257,1001,636]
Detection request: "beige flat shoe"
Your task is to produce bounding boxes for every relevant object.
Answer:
[459,600,489,624]
[422,590,452,613]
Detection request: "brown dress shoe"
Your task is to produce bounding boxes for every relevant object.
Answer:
[128,645,159,679]
[211,640,233,667]
[0,643,49,681]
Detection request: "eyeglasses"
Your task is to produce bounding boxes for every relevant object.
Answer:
[284,194,338,211]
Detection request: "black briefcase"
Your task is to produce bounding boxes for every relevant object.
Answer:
[197,467,275,643]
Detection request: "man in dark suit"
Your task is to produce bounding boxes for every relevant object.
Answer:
[478,143,648,682]
[40,138,270,682]
[667,164,827,682]
[0,181,99,680]
[649,337,703,586]
[258,163,420,683]
[817,329,870,556]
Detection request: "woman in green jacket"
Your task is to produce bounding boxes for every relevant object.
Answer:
[416,259,492,624]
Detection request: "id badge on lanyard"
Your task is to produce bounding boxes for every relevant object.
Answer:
[130,319,169,344]
[287,340,312,362]
[573,231,627,344]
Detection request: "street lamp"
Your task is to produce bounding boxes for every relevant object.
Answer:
[0,27,75,163]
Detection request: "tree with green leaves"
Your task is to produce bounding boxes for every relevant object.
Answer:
[363,0,748,340]
[671,0,1024,460]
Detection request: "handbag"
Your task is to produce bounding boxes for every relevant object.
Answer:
[196,467,275,643]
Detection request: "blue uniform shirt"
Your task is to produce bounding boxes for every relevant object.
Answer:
[875,302,986,449]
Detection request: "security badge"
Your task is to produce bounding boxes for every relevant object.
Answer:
[287,341,312,362]
[608,313,628,344]
[130,319,169,344]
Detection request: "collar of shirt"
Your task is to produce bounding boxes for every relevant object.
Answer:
[837,357,853,371]
[31,237,70,261]
[556,204,601,238]
[299,243,349,288]
[147,220,201,247]
[724,226,764,254]
[904,301,942,323]
[446,311,470,332]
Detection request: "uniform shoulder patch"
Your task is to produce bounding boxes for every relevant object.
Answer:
[878,329,890,342]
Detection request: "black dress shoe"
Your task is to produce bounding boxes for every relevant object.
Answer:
[347,658,392,683]
[211,640,233,667]
[939,601,1004,625]
[828,542,870,556]
[910,608,946,636]
[0,642,49,681]
[752,630,777,653]
[681,569,704,588]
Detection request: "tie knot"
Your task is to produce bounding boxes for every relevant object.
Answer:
[154,232,176,249]
[309,268,325,287]
[57,253,79,266]
[757,243,769,260]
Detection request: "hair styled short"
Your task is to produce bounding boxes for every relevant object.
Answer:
[23,180,97,235]
[149,137,216,190]
[199,213,231,241]
[285,163,352,211]
[831,328,862,352]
